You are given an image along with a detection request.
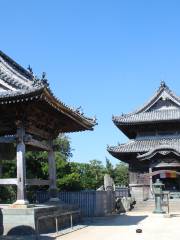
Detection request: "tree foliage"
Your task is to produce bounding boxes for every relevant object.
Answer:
[114,163,129,186]
[105,158,128,187]
[0,134,129,203]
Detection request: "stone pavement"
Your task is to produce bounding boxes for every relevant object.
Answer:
[57,212,180,240]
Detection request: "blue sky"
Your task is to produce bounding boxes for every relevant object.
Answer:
[1,0,180,165]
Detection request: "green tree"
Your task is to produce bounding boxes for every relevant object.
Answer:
[70,160,105,190]
[26,135,78,192]
[57,172,81,191]
[0,133,130,203]
[114,163,129,186]
[105,157,115,178]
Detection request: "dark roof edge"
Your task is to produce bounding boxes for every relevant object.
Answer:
[43,88,97,129]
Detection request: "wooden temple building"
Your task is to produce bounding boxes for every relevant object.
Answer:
[0,50,96,206]
[108,82,180,201]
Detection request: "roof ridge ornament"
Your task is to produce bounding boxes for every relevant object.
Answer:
[75,106,84,115]
[31,72,49,88]
[160,80,166,88]
[27,65,34,76]
[92,115,97,124]
[41,72,49,87]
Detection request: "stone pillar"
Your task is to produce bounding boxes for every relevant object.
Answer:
[149,166,154,198]
[14,122,29,206]
[48,140,59,201]
[149,167,152,188]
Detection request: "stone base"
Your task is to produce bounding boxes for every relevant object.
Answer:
[129,184,150,202]
[153,210,166,214]
[12,200,29,206]
[10,204,34,209]
[10,200,31,209]
[0,203,80,237]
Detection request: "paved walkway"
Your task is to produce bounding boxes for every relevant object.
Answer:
[57,212,180,240]
[1,212,180,240]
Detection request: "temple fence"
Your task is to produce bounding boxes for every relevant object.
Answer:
[33,189,129,217]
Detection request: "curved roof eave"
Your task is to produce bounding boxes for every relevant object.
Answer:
[137,145,180,161]
[0,86,97,131]
[42,88,97,130]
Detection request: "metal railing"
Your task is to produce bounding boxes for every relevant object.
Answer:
[36,209,81,239]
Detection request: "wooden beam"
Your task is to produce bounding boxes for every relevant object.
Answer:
[0,178,17,185]
[24,135,52,151]
[0,178,50,186]
[26,179,50,186]
[26,125,51,140]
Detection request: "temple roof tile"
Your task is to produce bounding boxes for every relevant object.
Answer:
[108,137,180,154]
[113,109,180,125]
[0,50,97,132]
[113,82,180,127]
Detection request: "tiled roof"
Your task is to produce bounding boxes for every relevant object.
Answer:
[0,50,97,130]
[0,86,97,128]
[126,81,180,114]
[0,50,52,91]
[113,109,180,125]
[112,81,180,127]
[0,50,33,80]
[107,137,180,153]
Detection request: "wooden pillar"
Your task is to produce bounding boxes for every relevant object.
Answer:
[0,159,2,178]
[14,122,29,205]
[48,140,59,201]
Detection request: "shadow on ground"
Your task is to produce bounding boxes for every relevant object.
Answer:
[0,225,56,240]
[86,214,148,226]
[0,236,56,240]
[0,235,56,240]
